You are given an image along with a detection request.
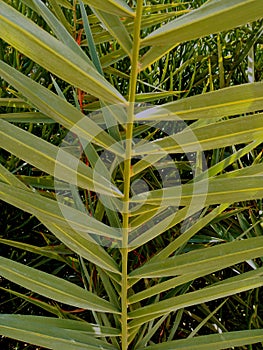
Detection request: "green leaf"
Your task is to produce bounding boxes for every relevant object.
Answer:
[193,140,263,182]
[129,207,190,247]
[130,241,259,304]
[215,162,263,179]
[79,1,104,75]
[43,221,121,275]
[82,0,134,18]
[101,48,127,68]
[141,0,263,47]
[25,0,72,9]
[0,166,120,273]
[135,82,263,120]
[0,1,126,104]
[140,43,179,71]
[92,10,182,45]
[128,267,263,325]
[130,153,164,177]
[0,314,120,337]
[16,175,69,190]
[0,238,67,263]
[0,182,121,242]
[130,175,263,208]
[0,119,122,196]
[0,60,124,156]
[92,9,133,57]
[0,112,53,123]
[0,163,29,189]
[130,236,263,278]
[45,0,74,35]
[135,91,183,103]
[135,314,168,349]
[134,113,263,155]
[0,98,31,109]
[149,204,229,262]
[137,329,263,350]
[142,3,190,13]
[128,206,229,302]
[0,287,65,317]
[21,0,73,36]
[57,0,73,9]
[0,315,118,349]
[0,257,120,313]
[30,0,85,59]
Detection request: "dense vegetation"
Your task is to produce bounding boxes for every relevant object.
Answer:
[0,0,263,349]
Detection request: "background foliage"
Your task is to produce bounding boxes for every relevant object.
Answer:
[0,0,263,349]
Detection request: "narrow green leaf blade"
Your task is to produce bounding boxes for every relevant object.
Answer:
[101,48,127,68]
[0,1,126,104]
[0,163,29,189]
[82,0,134,17]
[129,207,190,247]
[92,9,133,57]
[141,0,263,47]
[0,314,120,337]
[31,0,86,60]
[130,237,263,278]
[137,330,263,350]
[0,238,66,263]
[135,82,263,121]
[0,182,121,242]
[0,112,53,123]
[194,140,263,183]
[0,120,122,196]
[128,267,263,324]
[130,175,263,208]
[0,257,120,313]
[0,60,124,156]
[134,113,263,155]
[79,1,104,75]
[140,43,179,71]
[44,221,120,274]
[45,0,74,35]
[0,167,120,273]
[0,287,65,317]
[150,204,229,262]
[0,315,118,350]
[0,98,31,109]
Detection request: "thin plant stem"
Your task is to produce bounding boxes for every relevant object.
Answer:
[121,1,143,349]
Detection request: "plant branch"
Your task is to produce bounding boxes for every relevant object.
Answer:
[121,1,143,349]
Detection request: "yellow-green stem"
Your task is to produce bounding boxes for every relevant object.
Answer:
[121,2,143,349]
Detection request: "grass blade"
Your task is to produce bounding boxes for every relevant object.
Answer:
[31,0,86,60]
[141,0,263,47]
[130,236,263,278]
[130,175,263,207]
[0,166,120,273]
[134,113,263,155]
[0,315,118,350]
[0,182,121,242]
[0,60,124,156]
[0,112,53,123]
[0,1,126,104]
[0,314,120,337]
[0,120,122,196]
[79,1,104,75]
[137,329,263,350]
[128,267,263,325]
[135,82,263,121]
[82,0,134,18]
[92,9,133,57]
[0,257,120,313]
